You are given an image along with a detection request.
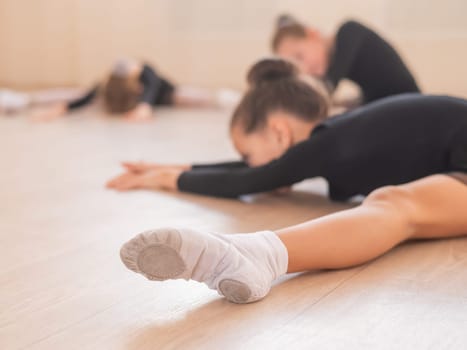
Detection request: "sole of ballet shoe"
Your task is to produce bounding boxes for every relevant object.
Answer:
[218,279,252,303]
[120,228,186,280]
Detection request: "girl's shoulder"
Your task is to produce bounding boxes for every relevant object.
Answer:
[314,94,467,137]
[336,19,373,40]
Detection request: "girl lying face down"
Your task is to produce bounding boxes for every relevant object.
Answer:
[106,57,331,194]
[29,58,239,122]
[107,57,467,203]
[111,59,467,305]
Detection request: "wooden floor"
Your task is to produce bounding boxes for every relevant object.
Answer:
[1,107,467,350]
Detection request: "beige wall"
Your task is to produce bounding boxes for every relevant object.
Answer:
[1,0,467,96]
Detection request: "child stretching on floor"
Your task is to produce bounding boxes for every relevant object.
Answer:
[2,58,239,121]
[108,58,467,303]
[271,15,420,106]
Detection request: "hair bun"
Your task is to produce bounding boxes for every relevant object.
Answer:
[276,14,298,29]
[247,57,298,87]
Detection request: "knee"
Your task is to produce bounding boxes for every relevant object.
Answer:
[365,185,412,205]
[363,185,417,226]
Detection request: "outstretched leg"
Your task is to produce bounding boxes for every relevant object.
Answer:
[172,86,241,109]
[279,174,467,272]
[120,174,467,303]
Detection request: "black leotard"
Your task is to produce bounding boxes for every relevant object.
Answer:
[66,64,175,110]
[178,94,467,201]
[325,20,420,103]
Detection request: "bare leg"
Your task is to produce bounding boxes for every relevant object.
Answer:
[278,175,467,273]
[172,86,215,107]
[172,86,241,109]
[30,88,84,105]
[119,174,467,303]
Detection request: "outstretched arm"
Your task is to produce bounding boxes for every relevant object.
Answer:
[31,85,99,121]
[66,85,99,111]
[325,21,367,91]
[107,135,326,198]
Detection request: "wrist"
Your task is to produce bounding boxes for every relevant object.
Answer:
[161,169,183,191]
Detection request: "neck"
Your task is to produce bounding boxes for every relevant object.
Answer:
[290,118,317,144]
[324,34,334,52]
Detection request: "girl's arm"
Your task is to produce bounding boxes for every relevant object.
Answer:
[139,64,164,106]
[120,161,246,173]
[107,161,247,190]
[108,136,325,197]
[325,21,366,91]
[66,85,99,111]
[32,85,99,121]
[178,135,326,197]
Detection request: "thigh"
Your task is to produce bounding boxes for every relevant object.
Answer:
[397,174,467,238]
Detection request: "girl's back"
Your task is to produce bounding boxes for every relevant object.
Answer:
[318,94,467,199]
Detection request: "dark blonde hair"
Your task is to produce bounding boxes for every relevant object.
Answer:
[231,57,329,134]
[271,14,307,52]
[103,74,141,114]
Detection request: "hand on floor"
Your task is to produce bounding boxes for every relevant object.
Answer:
[123,103,153,122]
[106,168,183,191]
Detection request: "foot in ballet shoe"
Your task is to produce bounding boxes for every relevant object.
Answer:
[120,227,288,304]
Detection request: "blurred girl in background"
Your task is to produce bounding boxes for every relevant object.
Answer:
[272,15,420,106]
[1,58,240,121]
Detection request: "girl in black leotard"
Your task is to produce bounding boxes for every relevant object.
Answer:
[271,15,420,106]
[108,58,467,304]
[30,58,240,121]
[107,57,466,199]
